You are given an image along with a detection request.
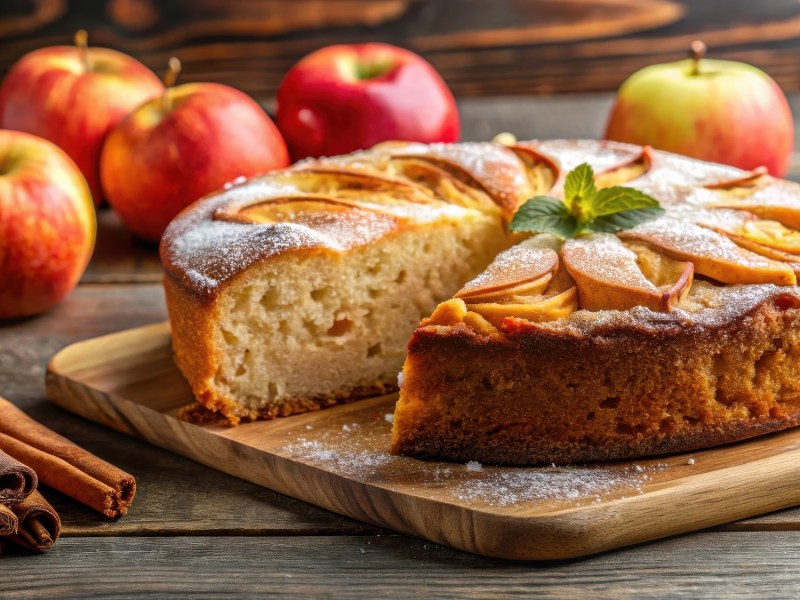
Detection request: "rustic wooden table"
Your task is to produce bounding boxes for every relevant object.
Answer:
[3,95,800,598]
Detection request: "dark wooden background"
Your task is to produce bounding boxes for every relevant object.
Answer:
[2,0,800,100]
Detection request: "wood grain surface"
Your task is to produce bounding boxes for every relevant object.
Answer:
[4,532,800,598]
[3,0,800,98]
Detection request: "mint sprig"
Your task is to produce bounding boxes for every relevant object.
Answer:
[509,163,664,238]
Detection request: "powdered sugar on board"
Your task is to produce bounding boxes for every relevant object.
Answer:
[452,463,667,507]
[280,414,668,508]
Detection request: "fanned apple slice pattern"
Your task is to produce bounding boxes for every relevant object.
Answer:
[445,150,800,333]
[219,141,800,333]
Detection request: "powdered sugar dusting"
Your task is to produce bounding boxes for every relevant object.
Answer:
[453,463,666,506]
[280,415,669,507]
[459,245,558,294]
[165,215,323,296]
[287,438,394,475]
[562,234,657,292]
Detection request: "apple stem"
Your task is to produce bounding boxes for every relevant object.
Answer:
[75,29,91,73]
[161,57,182,112]
[689,40,706,76]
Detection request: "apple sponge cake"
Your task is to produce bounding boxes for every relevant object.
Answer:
[392,139,800,464]
[161,141,548,423]
[164,137,800,464]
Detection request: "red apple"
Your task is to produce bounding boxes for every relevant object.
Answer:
[0,31,164,204]
[0,130,95,319]
[276,43,459,160]
[100,59,290,242]
[605,41,794,177]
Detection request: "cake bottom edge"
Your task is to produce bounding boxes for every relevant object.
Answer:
[390,416,800,465]
[178,378,399,426]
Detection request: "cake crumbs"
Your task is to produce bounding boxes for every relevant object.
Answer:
[384,413,394,424]
[465,461,483,472]
[687,458,696,465]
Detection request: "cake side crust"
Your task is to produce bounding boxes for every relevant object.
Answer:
[392,289,800,464]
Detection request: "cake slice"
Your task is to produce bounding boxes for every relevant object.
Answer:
[391,141,800,464]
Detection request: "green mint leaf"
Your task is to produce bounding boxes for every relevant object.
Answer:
[588,186,661,219]
[508,163,664,240]
[563,163,596,216]
[587,206,665,233]
[509,196,579,239]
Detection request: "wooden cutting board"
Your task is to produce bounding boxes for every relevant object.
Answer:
[45,322,800,560]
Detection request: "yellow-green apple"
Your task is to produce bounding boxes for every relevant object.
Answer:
[100,59,290,242]
[0,31,164,204]
[605,41,793,177]
[0,130,95,319]
[276,43,459,160]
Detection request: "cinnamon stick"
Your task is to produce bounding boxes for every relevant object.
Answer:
[4,490,61,552]
[0,503,17,536]
[0,397,136,518]
[0,448,37,504]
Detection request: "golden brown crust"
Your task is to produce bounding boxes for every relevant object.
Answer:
[163,275,220,408]
[392,288,800,464]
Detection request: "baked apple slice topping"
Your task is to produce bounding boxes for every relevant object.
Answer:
[464,286,578,327]
[214,194,402,248]
[288,167,435,205]
[386,156,499,213]
[501,143,560,196]
[706,181,800,230]
[386,142,534,215]
[215,196,357,225]
[701,214,800,254]
[457,240,578,327]
[454,243,560,303]
[593,146,652,189]
[703,167,768,193]
[619,220,797,285]
[561,234,693,312]
[425,150,800,333]
[697,214,800,274]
